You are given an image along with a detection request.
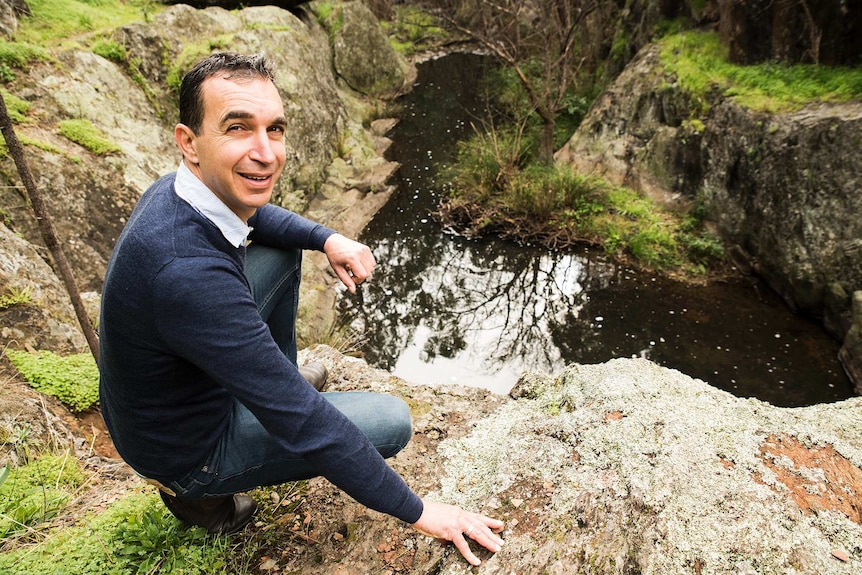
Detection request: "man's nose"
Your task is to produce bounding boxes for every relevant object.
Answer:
[248,130,278,163]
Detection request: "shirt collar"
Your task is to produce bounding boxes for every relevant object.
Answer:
[174,161,253,248]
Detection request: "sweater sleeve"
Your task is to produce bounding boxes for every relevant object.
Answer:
[248,203,336,251]
[152,256,423,523]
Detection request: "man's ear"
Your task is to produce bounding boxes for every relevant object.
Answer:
[174,124,198,164]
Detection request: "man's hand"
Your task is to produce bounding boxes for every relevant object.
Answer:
[412,499,505,566]
[323,233,376,294]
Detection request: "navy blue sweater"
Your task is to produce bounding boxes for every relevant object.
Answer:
[99,173,423,523]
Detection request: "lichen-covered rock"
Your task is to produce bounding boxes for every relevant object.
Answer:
[328,0,406,96]
[0,223,87,353]
[258,346,862,574]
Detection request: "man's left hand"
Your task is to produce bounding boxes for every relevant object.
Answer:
[323,233,376,294]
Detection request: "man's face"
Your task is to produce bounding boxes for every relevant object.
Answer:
[176,75,287,221]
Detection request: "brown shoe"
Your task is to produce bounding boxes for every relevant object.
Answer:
[299,361,328,391]
[159,491,257,535]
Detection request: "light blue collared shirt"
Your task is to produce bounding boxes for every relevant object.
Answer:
[174,161,253,248]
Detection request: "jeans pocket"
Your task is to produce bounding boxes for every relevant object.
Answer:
[168,450,219,498]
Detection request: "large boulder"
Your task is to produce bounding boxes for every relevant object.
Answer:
[555,43,862,392]
[325,0,407,96]
[246,345,862,574]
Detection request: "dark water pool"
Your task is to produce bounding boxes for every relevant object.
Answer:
[337,53,855,408]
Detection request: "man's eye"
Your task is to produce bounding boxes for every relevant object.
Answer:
[269,126,285,134]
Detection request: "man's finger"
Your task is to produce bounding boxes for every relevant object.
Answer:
[453,534,481,566]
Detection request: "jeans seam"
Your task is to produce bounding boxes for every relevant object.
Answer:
[259,264,299,313]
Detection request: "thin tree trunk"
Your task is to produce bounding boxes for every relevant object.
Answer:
[0,95,100,361]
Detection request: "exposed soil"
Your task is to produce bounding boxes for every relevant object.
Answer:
[757,433,862,525]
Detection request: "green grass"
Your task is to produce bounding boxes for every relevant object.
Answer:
[0,452,84,540]
[444,132,724,274]
[5,349,100,412]
[659,30,862,113]
[13,0,160,48]
[0,490,238,574]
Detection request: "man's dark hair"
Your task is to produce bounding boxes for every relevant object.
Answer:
[179,52,277,135]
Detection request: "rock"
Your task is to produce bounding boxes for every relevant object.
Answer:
[718,0,862,65]
[0,223,87,353]
[282,346,862,574]
[0,0,28,39]
[327,0,407,96]
[839,291,862,395]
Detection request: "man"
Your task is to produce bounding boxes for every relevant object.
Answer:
[98,52,503,566]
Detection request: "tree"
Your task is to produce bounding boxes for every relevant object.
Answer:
[442,0,599,164]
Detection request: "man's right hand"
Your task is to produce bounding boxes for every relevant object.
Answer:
[323,233,376,294]
[412,499,505,566]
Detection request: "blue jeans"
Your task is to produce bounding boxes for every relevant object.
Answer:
[166,244,413,498]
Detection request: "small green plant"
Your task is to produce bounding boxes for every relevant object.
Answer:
[0,490,238,574]
[0,285,31,309]
[0,63,14,82]
[58,118,122,155]
[90,38,127,63]
[0,89,31,123]
[5,349,100,412]
[0,41,50,69]
[0,452,84,539]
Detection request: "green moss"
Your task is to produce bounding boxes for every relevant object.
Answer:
[445,135,723,274]
[5,349,100,412]
[166,37,235,94]
[659,30,862,113]
[0,89,31,123]
[58,118,122,155]
[90,38,127,63]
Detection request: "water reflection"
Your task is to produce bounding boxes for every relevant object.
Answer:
[337,53,854,407]
[347,234,619,392]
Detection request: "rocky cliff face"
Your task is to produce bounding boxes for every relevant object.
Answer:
[556,44,862,394]
[0,3,405,353]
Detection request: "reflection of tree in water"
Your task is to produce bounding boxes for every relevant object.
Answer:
[341,230,621,375]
